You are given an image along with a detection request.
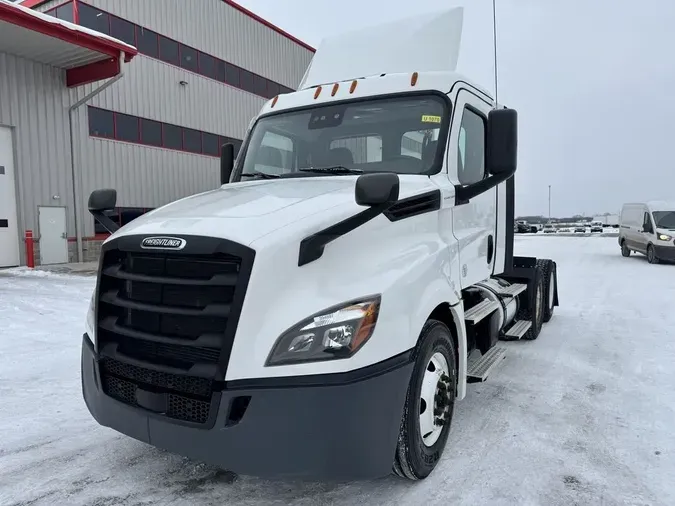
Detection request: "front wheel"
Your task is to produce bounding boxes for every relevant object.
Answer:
[647,244,660,264]
[393,320,457,480]
[621,241,631,257]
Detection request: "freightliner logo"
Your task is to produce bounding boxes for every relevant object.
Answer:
[140,236,186,250]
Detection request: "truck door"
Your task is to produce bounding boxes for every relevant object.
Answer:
[447,89,497,289]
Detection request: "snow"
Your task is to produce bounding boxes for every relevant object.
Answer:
[1,235,674,506]
[0,0,137,54]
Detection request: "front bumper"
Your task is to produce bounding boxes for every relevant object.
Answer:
[82,335,414,480]
[654,244,675,262]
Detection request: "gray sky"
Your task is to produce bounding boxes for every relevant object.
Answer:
[237,0,674,217]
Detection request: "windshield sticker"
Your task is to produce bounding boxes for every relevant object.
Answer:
[421,115,442,124]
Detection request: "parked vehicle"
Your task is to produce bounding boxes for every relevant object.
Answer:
[619,202,675,263]
[81,9,560,482]
[543,224,556,233]
[574,226,586,233]
[590,221,604,233]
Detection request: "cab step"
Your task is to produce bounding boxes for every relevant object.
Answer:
[466,346,507,383]
[502,319,532,340]
[496,283,527,298]
[464,298,500,324]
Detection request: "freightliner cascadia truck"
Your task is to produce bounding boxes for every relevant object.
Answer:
[82,8,559,481]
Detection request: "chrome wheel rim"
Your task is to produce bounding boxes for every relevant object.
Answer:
[419,352,451,447]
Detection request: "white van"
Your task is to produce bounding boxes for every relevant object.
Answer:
[619,202,675,263]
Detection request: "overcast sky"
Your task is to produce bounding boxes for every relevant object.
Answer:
[236,0,674,217]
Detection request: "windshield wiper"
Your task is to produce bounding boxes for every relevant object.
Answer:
[298,166,363,175]
[240,171,280,179]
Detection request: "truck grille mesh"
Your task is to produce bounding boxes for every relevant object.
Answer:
[95,238,252,426]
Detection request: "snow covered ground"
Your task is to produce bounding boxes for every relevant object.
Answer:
[1,235,674,506]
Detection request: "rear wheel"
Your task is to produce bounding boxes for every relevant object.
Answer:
[393,320,456,480]
[538,259,556,323]
[647,244,660,264]
[519,263,545,340]
[621,241,631,257]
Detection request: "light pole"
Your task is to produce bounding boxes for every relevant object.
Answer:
[548,185,551,222]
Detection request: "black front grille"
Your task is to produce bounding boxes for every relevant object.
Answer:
[95,235,254,426]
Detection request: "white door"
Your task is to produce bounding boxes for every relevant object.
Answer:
[0,126,20,268]
[448,89,497,288]
[38,206,68,265]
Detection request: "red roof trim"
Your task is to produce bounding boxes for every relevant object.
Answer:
[221,1,315,52]
[1,2,138,64]
[21,0,315,53]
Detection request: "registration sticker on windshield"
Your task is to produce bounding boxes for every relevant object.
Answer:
[421,115,442,124]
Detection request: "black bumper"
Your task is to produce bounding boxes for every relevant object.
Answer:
[654,244,675,262]
[82,335,414,481]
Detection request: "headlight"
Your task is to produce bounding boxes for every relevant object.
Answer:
[658,234,672,241]
[85,291,96,345]
[266,296,381,366]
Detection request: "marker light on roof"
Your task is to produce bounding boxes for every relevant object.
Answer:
[331,83,339,96]
[271,95,279,108]
[411,72,419,86]
[349,80,358,94]
[314,86,322,99]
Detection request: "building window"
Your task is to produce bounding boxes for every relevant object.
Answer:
[183,128,202,153]
[110,16,135,46]
[240,70,255,93]
[87,107,242,158]
[140,118,162,147]
[45,2,74,22]
[457,107,486,185]
[88,107,114,138]
[158,35,180,67]
[136,26,159,59]
[254,75,267,97]
[199,52,216,80]
[225,63,240,87]
[180,45,199,73]
[267,81,280,98]
[78,3,110,35]
[115,113,140,143]
[163,124,183,151]
[202,133,220,157]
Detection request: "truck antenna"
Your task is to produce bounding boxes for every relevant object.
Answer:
[492,0,499,108]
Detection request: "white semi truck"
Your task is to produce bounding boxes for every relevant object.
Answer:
[82,9,559,481]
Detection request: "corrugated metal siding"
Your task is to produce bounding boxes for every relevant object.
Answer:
[88,0,314,89]
[0,52,74,241]
[72,56,263,138]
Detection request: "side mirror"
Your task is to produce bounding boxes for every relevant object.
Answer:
[355,173,400,207]
[88,188,116,212]
[88,189,119,233]
[486,108,518,176]
[220,143,234,184]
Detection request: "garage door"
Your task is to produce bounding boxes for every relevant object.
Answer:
[0,126,20,268]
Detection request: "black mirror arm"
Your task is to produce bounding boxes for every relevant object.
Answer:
[454,167,516,206]
[298,202,391,266]
[90,210,120,234]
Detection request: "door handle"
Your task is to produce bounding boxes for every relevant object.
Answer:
[487,234,494,264]
[61,232,67,239]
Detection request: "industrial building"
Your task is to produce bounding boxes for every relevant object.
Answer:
[0,0,314,267]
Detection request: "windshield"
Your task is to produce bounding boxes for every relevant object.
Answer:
[653,211,675,229]
[235,94,449,180]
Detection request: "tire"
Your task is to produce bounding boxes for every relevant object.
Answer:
[647,244,660,264]
[621,241,631,257]
[393,320,457,480]
[518,263,545,340]
[537,259,556,323]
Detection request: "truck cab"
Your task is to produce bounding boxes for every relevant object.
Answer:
[81,8,559,482]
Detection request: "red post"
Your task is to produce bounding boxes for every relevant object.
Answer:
[25,230,35,268]
[73,0,80,24]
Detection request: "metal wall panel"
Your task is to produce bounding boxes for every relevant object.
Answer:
[0,52,74,245]
[88,0,314,89]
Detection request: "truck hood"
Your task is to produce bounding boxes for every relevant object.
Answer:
[110,176,439,246]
